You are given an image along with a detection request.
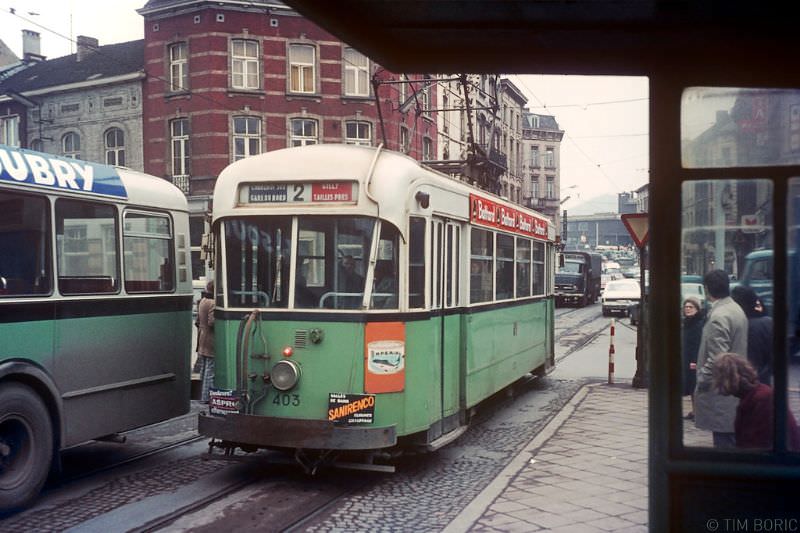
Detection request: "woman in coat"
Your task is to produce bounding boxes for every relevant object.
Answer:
[712,353,800,450]
[682,297,705,419]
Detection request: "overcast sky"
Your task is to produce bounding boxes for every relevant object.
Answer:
[1,2,650,213]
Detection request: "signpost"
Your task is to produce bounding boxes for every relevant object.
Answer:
[621,213,649,389]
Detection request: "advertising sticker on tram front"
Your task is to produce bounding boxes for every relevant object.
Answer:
[328,393,376,426]
[209,388,242,416]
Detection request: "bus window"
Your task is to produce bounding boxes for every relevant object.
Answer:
[408,217,425,308]
[0,191,51,296]
[224,217,291,308]
[55,199,119,295]
[470,228,493,303]
[680,178,774,449]
[123,211,174,292]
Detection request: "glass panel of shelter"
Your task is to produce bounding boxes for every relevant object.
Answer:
[679,85,800,452]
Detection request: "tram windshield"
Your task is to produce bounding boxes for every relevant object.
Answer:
[223,215,400,310]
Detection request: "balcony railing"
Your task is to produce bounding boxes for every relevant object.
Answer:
[172,174,190,194]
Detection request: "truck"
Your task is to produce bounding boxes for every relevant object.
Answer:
[555,251,603,307]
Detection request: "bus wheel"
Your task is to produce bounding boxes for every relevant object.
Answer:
[0,383,53,515]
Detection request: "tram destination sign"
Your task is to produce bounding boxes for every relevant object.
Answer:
[328,392,375,426]
[246,181,356,204]
[469,193,549,240]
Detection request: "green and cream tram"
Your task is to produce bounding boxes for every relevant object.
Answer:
[199,144,556,470]
[0,145,192,512]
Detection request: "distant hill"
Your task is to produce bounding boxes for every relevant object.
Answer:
[564,193,619,216]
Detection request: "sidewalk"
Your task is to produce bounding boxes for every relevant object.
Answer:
[446,382,649,532]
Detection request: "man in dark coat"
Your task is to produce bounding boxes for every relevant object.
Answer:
[731,285,773,385]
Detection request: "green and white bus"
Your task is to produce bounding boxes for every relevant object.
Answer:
[198,144,556,472]
[0,145,192,512]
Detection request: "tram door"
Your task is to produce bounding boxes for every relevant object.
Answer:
[432,218,461,434]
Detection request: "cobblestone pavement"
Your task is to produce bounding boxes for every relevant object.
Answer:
[300,378,582,532]
[454,382,648,533]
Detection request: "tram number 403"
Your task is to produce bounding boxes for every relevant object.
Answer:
[272,393,300,406]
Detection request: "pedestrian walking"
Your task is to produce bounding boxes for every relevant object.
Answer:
[694,269,748,448]
[197,280,216,403]
[731,285,773,385]
[712,352,800,450]
[682,296,705,420]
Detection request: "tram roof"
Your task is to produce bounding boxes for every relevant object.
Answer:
[0,144,187,212]
[213,144,552,238]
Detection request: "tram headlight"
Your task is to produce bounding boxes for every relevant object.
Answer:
[271,360,301,391]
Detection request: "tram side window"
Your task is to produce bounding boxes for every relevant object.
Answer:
[532,241,545,296]
[123,211,174,292]
[496,233,514,300]
[0,191,51,296]
[516,238,531,298]
[55,199,119,294]
[224,217,291,308]
[470,228,493,303]
[371,222,399,309]
[408,217,425,308]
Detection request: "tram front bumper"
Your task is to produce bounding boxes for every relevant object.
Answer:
[198,411,397,450]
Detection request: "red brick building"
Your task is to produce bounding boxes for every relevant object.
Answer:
[138,0,437,201]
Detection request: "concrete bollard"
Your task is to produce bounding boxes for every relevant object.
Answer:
[608,318,615,384]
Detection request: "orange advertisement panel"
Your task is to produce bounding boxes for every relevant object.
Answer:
[364,322,406,393]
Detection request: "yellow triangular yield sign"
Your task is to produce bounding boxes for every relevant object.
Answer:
[621,213,649,248]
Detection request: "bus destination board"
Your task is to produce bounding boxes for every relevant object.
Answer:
[247,182,356,204]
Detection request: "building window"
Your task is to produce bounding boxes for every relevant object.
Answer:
[233,116,262,161]
[532,177,539,198]
[104,128,125,166]
[62,132,80,159]
[231,39,259,90]
[30,139,43,152]
[1,116,19,147]
[442,94,449,133]
[290,118,317,146]
[103,96,124,108]
[289,44,315,94]
[545,147,555,168]
[170,118,190,192]
[345,121,371,145]
[398,74,408,106]
[546,177,555,199]
[169,42,188,92]
[400,125,409,153]
[343,47,369,97]
[423,137,433,161]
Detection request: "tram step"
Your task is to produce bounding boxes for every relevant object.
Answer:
[420,425,469,452]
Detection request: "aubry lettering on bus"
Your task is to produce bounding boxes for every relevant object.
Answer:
[0,147,95,192]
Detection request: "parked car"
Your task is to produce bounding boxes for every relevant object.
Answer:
[681,281,707,310]
[602,279,641,317]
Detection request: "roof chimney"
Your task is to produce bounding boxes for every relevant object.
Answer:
[22,29,44,62]
[76,35,99,62]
